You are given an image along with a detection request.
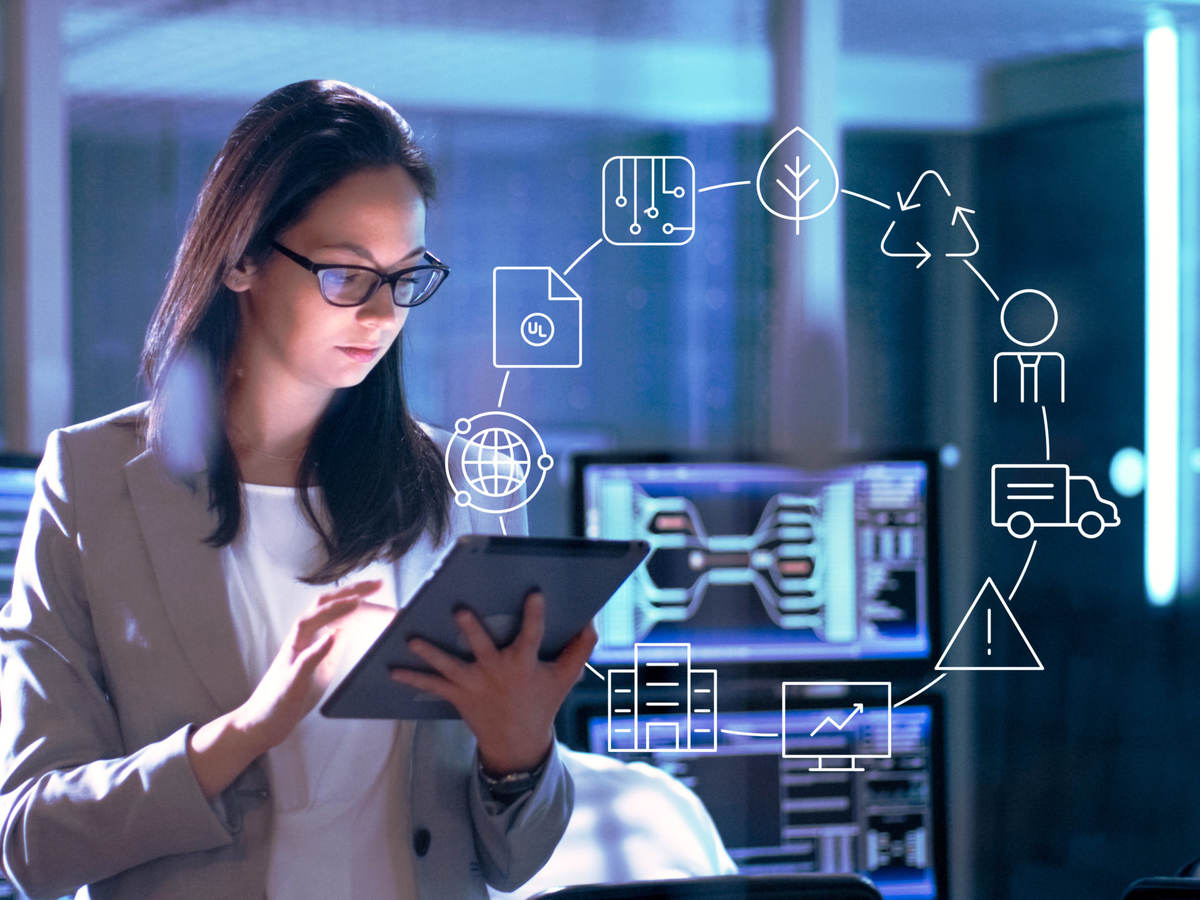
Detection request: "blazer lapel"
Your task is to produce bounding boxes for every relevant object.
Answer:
[124,448,252,716]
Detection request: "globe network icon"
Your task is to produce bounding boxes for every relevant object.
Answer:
[463,428,531,497]
[445,410,554,514]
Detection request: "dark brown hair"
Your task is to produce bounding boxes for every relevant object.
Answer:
[139,79,449,584]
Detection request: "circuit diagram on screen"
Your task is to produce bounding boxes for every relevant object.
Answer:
[589,470,929,663]
[632,489,826,630]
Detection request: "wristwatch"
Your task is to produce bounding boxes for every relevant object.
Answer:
[477,753,549,798]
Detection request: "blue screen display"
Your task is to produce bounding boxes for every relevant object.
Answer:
[582,460,931,664]
[0,464,37,605]
[587,703,940,899]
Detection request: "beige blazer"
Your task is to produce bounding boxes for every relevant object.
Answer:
[0,402,571,900]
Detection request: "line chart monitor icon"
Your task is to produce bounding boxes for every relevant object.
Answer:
[781,681,892,773]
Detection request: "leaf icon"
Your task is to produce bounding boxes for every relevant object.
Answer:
[755,126,840,233]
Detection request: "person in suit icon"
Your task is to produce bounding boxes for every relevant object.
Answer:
[0,80,592,900]
[992,288,1066,404]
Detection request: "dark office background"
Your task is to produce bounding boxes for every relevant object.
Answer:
[4,2,1200,898]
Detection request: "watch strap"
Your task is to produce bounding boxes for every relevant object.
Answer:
[477,751,549,796]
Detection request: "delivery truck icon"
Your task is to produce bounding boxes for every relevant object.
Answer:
[991,464,1120,539]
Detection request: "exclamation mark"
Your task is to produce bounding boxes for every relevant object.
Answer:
[986,608,993,656]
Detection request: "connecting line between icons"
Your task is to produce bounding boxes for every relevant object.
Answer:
[585,662,605,681]
[962,259,998,301]
[840,188,891,210]
[563,237,603,277]
[499,518,507,536]
[1009,539,1038,601]
[1041,404,1050,461]
[497,370,511,408]
[697,180,752,193]
[720,728,780,738]
[894,673,947,708]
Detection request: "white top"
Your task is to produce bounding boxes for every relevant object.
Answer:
[220,482,419,900]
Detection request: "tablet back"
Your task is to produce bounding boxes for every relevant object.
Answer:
[321,535,648,719]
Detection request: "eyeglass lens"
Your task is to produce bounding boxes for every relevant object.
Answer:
[317,266,443,307]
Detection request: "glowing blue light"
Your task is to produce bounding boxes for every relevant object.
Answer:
[1145,14,1180,605]
[1110,447,1146,498]
[939,444,961,469]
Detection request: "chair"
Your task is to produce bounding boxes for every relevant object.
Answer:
[532,873,883,899]
[1121,877,1200,899]
[488,746,737,899]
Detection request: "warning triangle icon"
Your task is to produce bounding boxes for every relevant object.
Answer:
[935,577,1044,671]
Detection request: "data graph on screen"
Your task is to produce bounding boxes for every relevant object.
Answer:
[577,456,934,665]
[587,701,944,899]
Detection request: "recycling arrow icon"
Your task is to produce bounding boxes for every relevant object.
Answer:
[880,169,979,268]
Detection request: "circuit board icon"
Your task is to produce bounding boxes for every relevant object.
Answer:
[602,155,696,246]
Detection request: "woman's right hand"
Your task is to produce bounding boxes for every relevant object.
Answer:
[187,579,385,803]
[232,578,384,752]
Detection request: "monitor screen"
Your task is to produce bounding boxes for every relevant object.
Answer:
[575,455,935,665]
[0,454,37,900]
[586,697,944,900]
[0,455,39,606]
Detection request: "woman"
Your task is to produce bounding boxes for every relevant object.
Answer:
[0,80,592,899]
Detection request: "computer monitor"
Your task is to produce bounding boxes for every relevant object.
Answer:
[0,454,39,606]
[0,455,39,900]
[584,693,946,900]
[573,453,937,667]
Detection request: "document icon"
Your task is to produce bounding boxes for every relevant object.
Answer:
[492,266,582,369]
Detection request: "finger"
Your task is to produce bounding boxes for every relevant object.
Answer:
[513,591,546,657]
[302,596,359,629]
[295,595,359,644]
[406,636,470,682]
[553,620,598,678]
[316,581,377,604]
[294,629,337,672]
[452,608,501,666]
[316,579,383,606]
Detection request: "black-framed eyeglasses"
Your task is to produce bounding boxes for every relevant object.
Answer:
[270,240,450,308]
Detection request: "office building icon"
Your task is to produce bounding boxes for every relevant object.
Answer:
[606,642,718,753]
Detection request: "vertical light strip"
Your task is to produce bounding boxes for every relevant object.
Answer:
[1145,14,1181,605]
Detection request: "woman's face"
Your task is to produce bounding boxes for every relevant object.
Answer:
[227,165,427,400]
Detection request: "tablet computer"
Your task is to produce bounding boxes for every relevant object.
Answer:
[320,535,649,719]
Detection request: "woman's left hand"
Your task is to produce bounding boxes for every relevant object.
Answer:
[388,591,597,776]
